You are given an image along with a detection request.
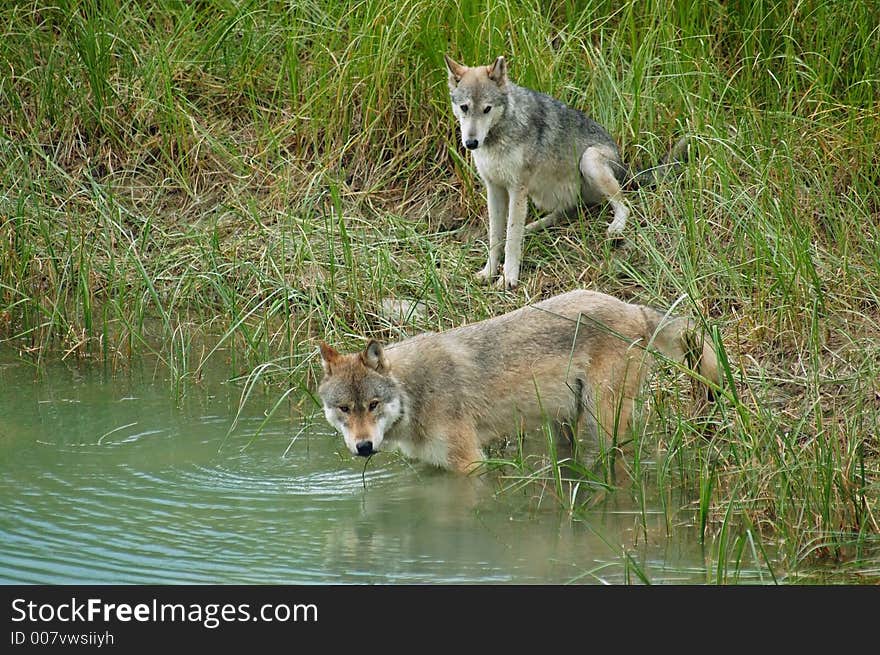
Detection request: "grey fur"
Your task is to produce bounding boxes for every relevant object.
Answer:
[445,54,688,289]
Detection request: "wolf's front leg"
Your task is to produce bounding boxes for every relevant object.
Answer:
[445,423,485,475]
[498,186,528,289]
[477,181,509,284]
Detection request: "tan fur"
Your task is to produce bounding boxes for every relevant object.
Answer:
[318,289,721,474]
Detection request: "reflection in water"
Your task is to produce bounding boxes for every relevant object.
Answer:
[0,351,771,584]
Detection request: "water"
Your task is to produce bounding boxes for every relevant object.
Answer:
[0,350,769,584]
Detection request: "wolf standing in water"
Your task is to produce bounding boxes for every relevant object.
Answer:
[317,290,719,474]
[445,55,688,289]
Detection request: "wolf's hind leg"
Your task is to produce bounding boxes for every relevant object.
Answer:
[524,205,579,234]
[554,421,576,447]
[579,146,629,236]
[573,376,599,451]
[555,375,599,461]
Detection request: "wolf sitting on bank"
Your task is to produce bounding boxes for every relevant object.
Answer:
[445,55,688,289]
[318,290,719,474]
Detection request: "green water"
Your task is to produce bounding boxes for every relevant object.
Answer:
[0,350,770,584]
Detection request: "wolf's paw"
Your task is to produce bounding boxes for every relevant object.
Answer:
[496,273,518,290]
[605,220,625,237]
[523,220,542,234]
[605,221,627,248]
[475,265,496,284]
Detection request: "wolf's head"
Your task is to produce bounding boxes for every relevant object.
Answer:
[444,54,509,151]
[317,340,404,458]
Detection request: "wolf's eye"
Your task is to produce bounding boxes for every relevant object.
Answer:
[368,400,379,412]
[460,104,469,113]
[483,105,491,114]
[338,405,350,414]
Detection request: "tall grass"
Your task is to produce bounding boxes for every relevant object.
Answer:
[1,0,878,582]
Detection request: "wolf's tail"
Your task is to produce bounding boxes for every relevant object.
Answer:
[626,136,690,190]
[642,307,720,402]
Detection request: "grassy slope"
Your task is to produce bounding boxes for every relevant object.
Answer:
[1,0,878,580]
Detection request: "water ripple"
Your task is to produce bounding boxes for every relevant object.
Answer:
[0,354,740,584]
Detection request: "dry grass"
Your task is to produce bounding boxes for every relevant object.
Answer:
[1,0,878,582]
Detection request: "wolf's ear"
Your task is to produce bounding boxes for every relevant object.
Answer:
[445,54,466,88]
[487,56,507,86]
[361,339,389,373]
[318,341,340,375]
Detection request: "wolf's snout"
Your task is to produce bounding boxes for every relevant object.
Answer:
[465,138,479,150]
[356,440,374,457]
